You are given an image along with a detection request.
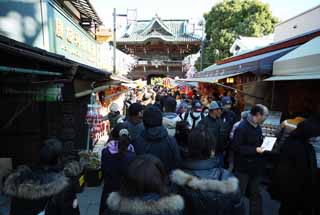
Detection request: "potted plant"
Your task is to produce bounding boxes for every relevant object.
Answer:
[79,151,103,187]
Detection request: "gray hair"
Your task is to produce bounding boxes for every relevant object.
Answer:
[241,111,250,119]
[256,104,269,116]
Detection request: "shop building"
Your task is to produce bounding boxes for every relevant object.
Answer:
[0,0,120,167]
[116,16,201,82]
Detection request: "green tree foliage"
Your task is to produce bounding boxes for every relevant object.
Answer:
[195,0,278,71]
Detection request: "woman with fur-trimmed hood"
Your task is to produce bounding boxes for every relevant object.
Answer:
[104,155,184,215]
[170,127,244,215]
[3,139,80,215]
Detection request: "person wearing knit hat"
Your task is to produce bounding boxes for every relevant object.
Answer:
[133,106,182,172]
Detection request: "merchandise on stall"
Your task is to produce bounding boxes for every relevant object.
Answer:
[79,151,103,187]
[262,111,282,137]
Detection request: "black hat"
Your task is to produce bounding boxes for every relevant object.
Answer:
[128,103,143,116]
[143,106,163,128]
[192,100,202,112]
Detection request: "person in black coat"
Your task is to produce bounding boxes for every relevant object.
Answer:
[134,106,182,173]
[197,101,224,167]
[170,127,244,215]
[105,155,184,215]
[269,113,320,215]
[3,138,80,215]
[99,123,136,215]
[123,103,145,141]
[233,104,269,215]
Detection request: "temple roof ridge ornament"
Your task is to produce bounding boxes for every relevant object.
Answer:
[140,16,174,36]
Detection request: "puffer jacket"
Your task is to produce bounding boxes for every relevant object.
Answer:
[134,126,182,172]
[4,165,79,215]
[170,158,244,215]
[163,112,181,136]
[105,192,184,215]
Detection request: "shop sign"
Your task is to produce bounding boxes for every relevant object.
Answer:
[49,2,108,69]
[54,16,98,67]
[0,84,63,102]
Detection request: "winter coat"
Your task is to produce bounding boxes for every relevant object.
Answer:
[108,112,123,130]
[230,120,242,140]
[233,118,264,176]
[221,110,237,136]
[221,110,237,148]
[180,111,203,129]
[269,114,320,206]
[163,112,181,136]
[105,192,184,215]
[3,166,79,215]
[153,102,162,112]
[197,115,225,154]
[100,144,136,214]
[134,126,182,172]
[123,119,145,141]
[170,158,244,215]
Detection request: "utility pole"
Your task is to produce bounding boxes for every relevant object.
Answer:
[113,8,127,75]
[113,8,117,74]
[199,20,205,72]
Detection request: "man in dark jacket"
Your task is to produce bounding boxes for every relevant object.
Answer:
[197,101,224,167]
[123,103,144,140]
[221,96,238,169]
[171,127,244,215]
[233,104,269,215]
[134,106,182,172]
[3,138,80,215]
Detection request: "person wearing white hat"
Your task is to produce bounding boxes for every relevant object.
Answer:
[108,103,123,130]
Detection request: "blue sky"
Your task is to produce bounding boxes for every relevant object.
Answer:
[91,0,320,29]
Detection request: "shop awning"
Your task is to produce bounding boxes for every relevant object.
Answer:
[184,71,246,83]
[265,74,320,81]
[111,74,133,83]
[265,36,320,81]
[194,46,298,81]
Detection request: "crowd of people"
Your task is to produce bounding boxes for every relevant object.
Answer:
[1,85,320,215]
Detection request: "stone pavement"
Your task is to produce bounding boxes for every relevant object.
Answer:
[77,185,103,215]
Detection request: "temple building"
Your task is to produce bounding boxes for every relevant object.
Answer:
[116,16,201,82]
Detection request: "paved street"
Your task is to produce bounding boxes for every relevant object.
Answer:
[78,186,102,215]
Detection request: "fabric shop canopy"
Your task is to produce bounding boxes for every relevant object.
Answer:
[190,46,298,83]
[265,36,320,81]
[184,72,246,83]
